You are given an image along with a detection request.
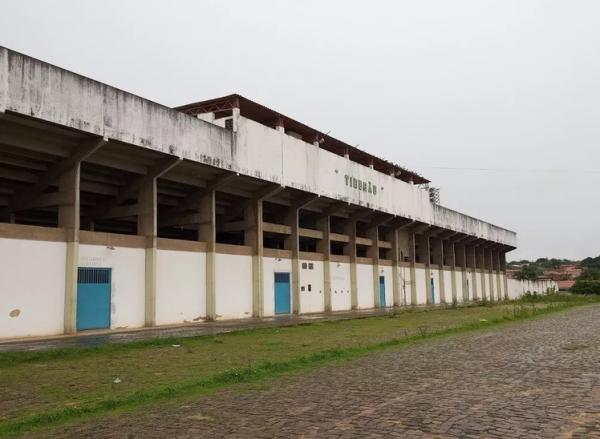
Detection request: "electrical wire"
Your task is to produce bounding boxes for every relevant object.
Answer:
[410,166,600,175]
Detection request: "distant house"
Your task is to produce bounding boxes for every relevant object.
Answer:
[556,280,576,291]
[544,264,583,282]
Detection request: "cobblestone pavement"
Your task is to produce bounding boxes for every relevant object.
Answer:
[33,305,600,438]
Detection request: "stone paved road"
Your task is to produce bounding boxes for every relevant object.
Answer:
[32,305,600,438]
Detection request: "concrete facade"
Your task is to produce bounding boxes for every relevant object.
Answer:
[0,47,554,340]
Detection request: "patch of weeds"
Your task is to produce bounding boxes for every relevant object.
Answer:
[416,326,428,337]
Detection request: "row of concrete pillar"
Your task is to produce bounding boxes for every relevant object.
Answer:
[38,136,507,334]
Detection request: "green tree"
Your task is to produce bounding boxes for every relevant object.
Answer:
[571,280,600,295]
[578,267,600,280]
[514,264,542,281]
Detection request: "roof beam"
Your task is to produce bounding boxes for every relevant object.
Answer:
[252,183,284,202]
[349,208,374,222]
[158,171,239,228]
[2,136,107,214]
[90,156,181,220]
[172,172,238,214]
[292,193,319,210]
[320,201,349,218]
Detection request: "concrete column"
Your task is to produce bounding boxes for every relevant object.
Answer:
[245,200,264,317]
[284,207,301,314]
[367,225,381,307]
[466,244,478,300]
[59,164,81,334]
[444,239,457,303]
[416,233,431,304]
[494,248,502,301]
[408,232,417,305]
[395,227,412,306]
[486,247,495,301]
[430,236,445,303]
[390,228,401,307]
[344,220,358,310]
[198,191,216,320]
[501,250,509,300]
[455,242,468,302]
[317,216,332,312]
[476,246,487,300]
[138,178,158,327]
[408,231,417,306]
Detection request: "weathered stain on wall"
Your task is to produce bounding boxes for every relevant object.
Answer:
[0,46,516,246]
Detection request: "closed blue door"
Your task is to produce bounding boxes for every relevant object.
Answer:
[77,268,111,331]
[274,272,291,314]
[431,278,435,303]
[379,275,386,307]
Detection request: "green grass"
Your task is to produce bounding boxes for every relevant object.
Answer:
[0,294,598,436]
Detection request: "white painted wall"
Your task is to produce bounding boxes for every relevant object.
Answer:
[491,273,499,300]
[0,238,65,338]
[399,265,412,306]
[215,254,253,319]
[79,244,145,330]
[431,270,440,304]
[507,278,558,300]
[499,274,506,298]
[356,263,375,309]
[455,270,464,302]
[156,249,205,325]
[484,273,491,299]
[299,260,325,314]
[475,272,483,299]
[330,262,352,311]
[443,270,453,303]
[263,257,292,317]
[465,270,474,301]
[415,267,427,305]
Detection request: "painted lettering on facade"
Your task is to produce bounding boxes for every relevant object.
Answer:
[344,174,377,195]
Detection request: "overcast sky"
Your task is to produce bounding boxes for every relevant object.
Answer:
[1,0,599,260]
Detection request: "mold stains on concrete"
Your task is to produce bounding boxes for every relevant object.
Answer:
[9,309,20,318]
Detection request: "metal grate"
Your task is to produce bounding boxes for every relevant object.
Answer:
[78,267,111,284]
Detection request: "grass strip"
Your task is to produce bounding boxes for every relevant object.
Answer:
[0,298,591,436]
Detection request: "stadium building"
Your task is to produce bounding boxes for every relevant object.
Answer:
[0,47,549,340]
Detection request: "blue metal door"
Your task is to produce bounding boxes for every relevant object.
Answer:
[379,275,386,307]
[274,272,291,314]
[77,268,111,331]
[431,278,435,303]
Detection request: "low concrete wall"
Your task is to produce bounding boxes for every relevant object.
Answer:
[507,279,558,300]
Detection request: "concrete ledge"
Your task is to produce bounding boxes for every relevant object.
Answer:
[82,231,146,248]
[156,237,207,252]
[264,248,292,259]
[0,223,66,242]
[299,252,324,261]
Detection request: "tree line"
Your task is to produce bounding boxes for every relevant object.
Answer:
[508,256,600,294]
